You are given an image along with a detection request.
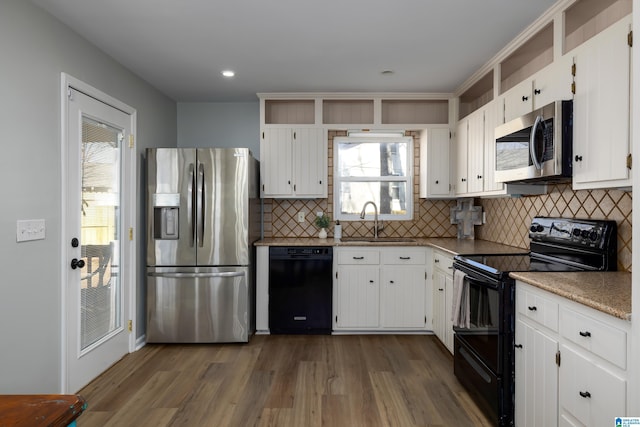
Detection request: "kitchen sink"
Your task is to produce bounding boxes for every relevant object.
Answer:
[339,237,417,244]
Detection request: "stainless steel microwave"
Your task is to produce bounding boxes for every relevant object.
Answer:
[494,100,572,183]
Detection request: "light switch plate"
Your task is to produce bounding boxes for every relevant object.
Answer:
[297,212,305,223]
[17,219,46,242]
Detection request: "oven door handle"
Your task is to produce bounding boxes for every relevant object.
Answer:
[454,267,501,290]
[530,251,599,271]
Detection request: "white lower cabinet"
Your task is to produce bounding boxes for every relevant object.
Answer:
[515,281,630,427]
[515,318,558,427]
[559,344,626,427]
[334,247,429,331]
[431,250,454,353]
[335,264,380,328]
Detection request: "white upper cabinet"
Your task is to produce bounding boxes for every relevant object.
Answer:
[455,118,469,195]
[571,16,632,190]
[293,128,327,197]
[419,127,454,198]
[466,108,485,194]
[482,100,504,193]
[260,128,327,198]
[503,57,574,123]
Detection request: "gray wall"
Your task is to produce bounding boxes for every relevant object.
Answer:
[0,0,176,393]
[177,102,260,158]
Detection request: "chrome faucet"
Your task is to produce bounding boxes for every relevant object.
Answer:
[360,201,382,239]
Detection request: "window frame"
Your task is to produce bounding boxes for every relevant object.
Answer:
[333,135,413,221]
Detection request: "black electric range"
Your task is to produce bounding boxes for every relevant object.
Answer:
[451,217,617,426]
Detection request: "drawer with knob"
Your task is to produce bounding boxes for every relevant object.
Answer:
[560,306,627,369]
[516,285,559,332]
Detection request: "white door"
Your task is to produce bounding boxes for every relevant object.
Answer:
[64,82,134,393]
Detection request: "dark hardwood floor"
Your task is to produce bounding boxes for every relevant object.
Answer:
[77,334,492,427]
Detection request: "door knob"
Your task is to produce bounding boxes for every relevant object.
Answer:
[71,258,85,269]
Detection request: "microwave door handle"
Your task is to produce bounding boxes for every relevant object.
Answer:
[529,115,543,170]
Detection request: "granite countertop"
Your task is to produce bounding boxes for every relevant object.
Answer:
[510,271,632,321]
[255,237,632,320]
[254,237,526,255]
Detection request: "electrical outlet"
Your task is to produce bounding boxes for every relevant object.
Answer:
[297,212,305,223]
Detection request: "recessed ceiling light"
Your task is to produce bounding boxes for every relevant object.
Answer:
[381,70,394,75]
[221,70,235,77]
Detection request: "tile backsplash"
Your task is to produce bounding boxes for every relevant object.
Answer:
[477,184,632,272]
[262,131,632,272]
[262,131,458,240]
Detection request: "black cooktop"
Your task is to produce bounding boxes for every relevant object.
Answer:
[454,217,618,279]
[457,252,589,277]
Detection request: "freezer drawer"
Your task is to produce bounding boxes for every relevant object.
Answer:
[147,267,251,343]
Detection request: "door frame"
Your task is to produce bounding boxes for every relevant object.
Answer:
[60,73,137,393]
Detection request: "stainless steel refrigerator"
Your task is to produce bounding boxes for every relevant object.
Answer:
[146,148,259,343]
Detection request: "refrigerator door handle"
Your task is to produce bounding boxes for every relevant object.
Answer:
[148,271,245,279]
[197,162,205,247]
[187,163,196,247]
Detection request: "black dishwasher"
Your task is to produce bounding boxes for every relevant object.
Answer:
[269,247,333,334]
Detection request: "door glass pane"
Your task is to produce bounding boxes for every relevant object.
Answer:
[80,117,121,350]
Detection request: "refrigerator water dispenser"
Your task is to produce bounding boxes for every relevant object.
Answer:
[152,193,180,240]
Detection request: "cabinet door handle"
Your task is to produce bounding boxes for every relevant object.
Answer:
[369,280,374,284]
[438,288,444,291]
[522,95,529,101]
[514,344,523,349]
[399,256,411,260]
[528,306,537,311]
[389,280,395,284]
[575,155,583,162]
[434,259,440,263]
[534,89,541,95]
[579,331,591,338]
[435,180,439,184]
[447,266,453,270]
[579,391,591,398]
[353,256,364,260]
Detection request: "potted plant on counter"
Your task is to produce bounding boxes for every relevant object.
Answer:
[315,213,330,239]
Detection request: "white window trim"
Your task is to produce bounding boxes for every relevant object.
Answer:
[334,135,413,221]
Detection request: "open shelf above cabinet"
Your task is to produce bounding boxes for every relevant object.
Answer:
[458,70,493,120]
[260,94,451,127]
[265,100,315,124]
[323,100,374,125]
[563,0,632,54]
[500,22,553,95]
[382,100,448,125]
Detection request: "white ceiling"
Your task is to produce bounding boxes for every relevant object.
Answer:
[32,0,558,102]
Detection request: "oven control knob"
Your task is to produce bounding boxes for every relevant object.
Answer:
[581,230,590,238]
[589,231,599,241]
[572,229,581,237]
[530,224,543,232]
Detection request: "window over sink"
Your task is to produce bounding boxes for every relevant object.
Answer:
[334,134,413,221]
